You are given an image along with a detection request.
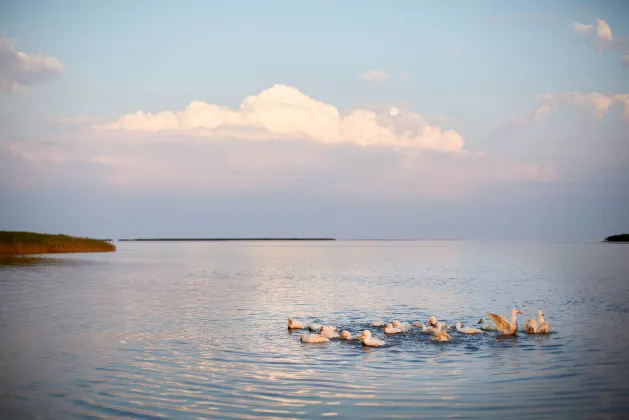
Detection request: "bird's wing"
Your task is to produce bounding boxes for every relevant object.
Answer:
[486,312,511,333]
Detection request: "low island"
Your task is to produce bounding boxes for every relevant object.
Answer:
[0,231,116,255]
[604,234,629,243]
[118,237,336,241]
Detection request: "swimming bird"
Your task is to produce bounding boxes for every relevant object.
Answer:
[455,321,483,334]
[339,330,353,340]
[320,326,340,339]
[486,308,523,336]
[413,322,441,335]
[525,310,551,334]
[288,317,306,329]
[384,323,402,334]
[431,330,452,342]
[370,320,386,327]
[392,320,412,332]
[300,333,329,343]
[477,318,497,331]
[428,316,452,331]
[359,330,386,347]
[308,323,322,332]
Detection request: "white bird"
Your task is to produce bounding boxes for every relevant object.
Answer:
[413,322,441,335]
[359,330,385,347]
[525,310,551,334]
[320,326,340,339]
[431,330,452,342]
[288,317,306,329]
[370,320,386,327]
[300,333,329,343]
[428,316,452,331]
[486,308,523,336]
[455,321,483,334]
[308,323,322,332]
[392,320,412,332]
[477,318,497,331]
[339,330,353,340]
[384,323,402,334]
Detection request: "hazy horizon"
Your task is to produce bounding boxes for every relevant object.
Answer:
[1,1,628,241]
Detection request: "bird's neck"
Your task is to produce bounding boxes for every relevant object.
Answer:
[538,313,545,323]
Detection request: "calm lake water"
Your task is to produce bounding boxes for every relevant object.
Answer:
[1,240,628,419]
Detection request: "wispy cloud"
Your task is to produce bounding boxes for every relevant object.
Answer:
[512,92,629,126]
[0,32,64,93]
[358,70,390,82]
[572,19,629,66]
[572,22,593,34]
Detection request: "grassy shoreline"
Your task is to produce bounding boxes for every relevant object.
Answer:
[0,231,116,255]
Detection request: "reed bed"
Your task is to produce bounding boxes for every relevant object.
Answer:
[0,231,116,255]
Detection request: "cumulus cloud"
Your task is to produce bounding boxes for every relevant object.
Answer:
[0,33,64,92]
[358,70,390,82]
[515,92,629,126]
[98,84,466,153]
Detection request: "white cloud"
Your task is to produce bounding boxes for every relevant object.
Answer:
[98,84,466,153]
[515,92,629,126]
[358,70,390,82]
[0,33,64,92]
[597,19,613,43]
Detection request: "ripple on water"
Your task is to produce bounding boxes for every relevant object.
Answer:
[2,241,629,419]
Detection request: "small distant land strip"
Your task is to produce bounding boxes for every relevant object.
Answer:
[118,237,336,241]
[0,231,116,255]
[604,234,629,242]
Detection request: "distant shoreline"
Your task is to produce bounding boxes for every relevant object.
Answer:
[0,231,117,255]
[604,234,629,243]
[117,238,337,242]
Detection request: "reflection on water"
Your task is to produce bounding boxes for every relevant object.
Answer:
[1,241,629,419]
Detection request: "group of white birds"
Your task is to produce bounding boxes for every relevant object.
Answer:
[288,308,552,347]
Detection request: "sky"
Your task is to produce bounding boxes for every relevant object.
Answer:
[1,0,628,240]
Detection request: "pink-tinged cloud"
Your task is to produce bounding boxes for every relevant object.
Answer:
[0,32,64,92]
[572,19,629,67]
[97,84,466,153]
[513,92,629,126]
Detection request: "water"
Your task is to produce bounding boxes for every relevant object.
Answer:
[1,240,628,419]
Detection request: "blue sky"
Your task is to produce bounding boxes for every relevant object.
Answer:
[1,0,628,239]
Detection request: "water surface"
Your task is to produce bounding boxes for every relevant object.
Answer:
[1,241,628,419]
